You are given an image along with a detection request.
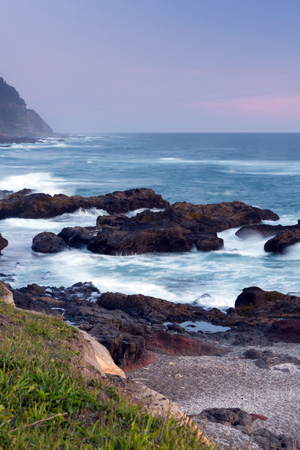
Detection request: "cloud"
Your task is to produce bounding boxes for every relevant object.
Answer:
[203,95,300,117]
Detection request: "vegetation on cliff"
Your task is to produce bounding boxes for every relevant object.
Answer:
[0,293,215,449]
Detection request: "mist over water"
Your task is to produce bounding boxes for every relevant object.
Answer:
[1,133,300,308]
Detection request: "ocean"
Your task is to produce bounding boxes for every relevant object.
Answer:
[1,133,300,309]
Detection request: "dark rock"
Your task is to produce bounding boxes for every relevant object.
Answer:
[199,407,253,434]
[244,349,300,369]
[32,232,68,253]
[0,233,8,253]
[58,200,278,255]
[166,323,186,333]
[97,292,206,323]
[0,188,168,220]
[235,286,285,309]
[253,428,300,449]
[268,319,300,343]
[265,230,300,253]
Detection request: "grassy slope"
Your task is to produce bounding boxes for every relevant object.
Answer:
[0,299,217,450]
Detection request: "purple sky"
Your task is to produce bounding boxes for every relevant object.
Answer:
[1,0,300,132]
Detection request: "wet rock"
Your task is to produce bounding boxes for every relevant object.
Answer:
[0,233,8,253]
[199,407,253,434]
[0,188,169,219]
[58,200,278,255]
[253,428,300,449]
[264,230,300,253]
[32,232,68,253]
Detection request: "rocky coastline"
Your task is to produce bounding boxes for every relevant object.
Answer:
[1,187,300,448]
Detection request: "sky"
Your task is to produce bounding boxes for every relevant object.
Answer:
[1,0,300,133]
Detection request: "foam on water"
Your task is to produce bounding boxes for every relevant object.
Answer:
[0,172,71,196]
[1,133,300,308]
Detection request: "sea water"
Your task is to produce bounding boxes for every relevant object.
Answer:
[0,133,300,309]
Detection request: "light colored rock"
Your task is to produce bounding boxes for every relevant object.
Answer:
[0,282,15,305]
[130,381,211,446]
[79,329,125,378]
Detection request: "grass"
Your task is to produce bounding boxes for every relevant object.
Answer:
[0,300,218,449]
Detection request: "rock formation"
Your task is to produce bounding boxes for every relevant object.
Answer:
[58,200,278,255]
[0,188,168,220]
[0,77,53,138]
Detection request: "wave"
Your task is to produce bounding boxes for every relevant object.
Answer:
[0,172,73,196]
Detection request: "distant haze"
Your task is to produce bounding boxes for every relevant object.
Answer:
[1,0,300,133]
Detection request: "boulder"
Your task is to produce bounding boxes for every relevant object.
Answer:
[264,230,300,253]
[253,428,300,450]
[32,232,68,253]
[0,233,8,253]
[199,407,253,434]
[235,286,285,309]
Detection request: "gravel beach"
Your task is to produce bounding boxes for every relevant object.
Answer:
[129,342,300,449]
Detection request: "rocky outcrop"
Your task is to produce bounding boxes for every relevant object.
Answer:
[58,200,278,255]
[97,292,207,323]
[0,188,168,220]
[264,230,300,253]
[0,77,53,138]
[235,286,286,309]
[0,233,8,253]
[32,232,68,253]
[236,221,300,253]
[8,282,226,370]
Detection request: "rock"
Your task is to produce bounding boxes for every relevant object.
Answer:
[97,292,206,323]
[0,188,169,220]
[0,282,15,305]
[0,77,53,138]
[145,330,226,357]
[243,349,300,369]
[199,407,253,434]
[253,428,300,449]
[268,319,300,343]
[79,329,125,378]
[0,233,8,253]
[264,230,300,253]
[58,200,278,255]
[235,286,285,309]
[32,232,68,253]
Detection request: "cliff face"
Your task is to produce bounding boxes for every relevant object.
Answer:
[0,77,53,137]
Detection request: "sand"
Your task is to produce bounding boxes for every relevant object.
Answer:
[129,342,300,449]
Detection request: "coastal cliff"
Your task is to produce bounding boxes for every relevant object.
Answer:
[0,77,53,138]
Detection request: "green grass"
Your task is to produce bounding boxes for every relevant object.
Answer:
[0,301,217,449]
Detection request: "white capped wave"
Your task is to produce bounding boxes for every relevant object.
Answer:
[0,172,73,196]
